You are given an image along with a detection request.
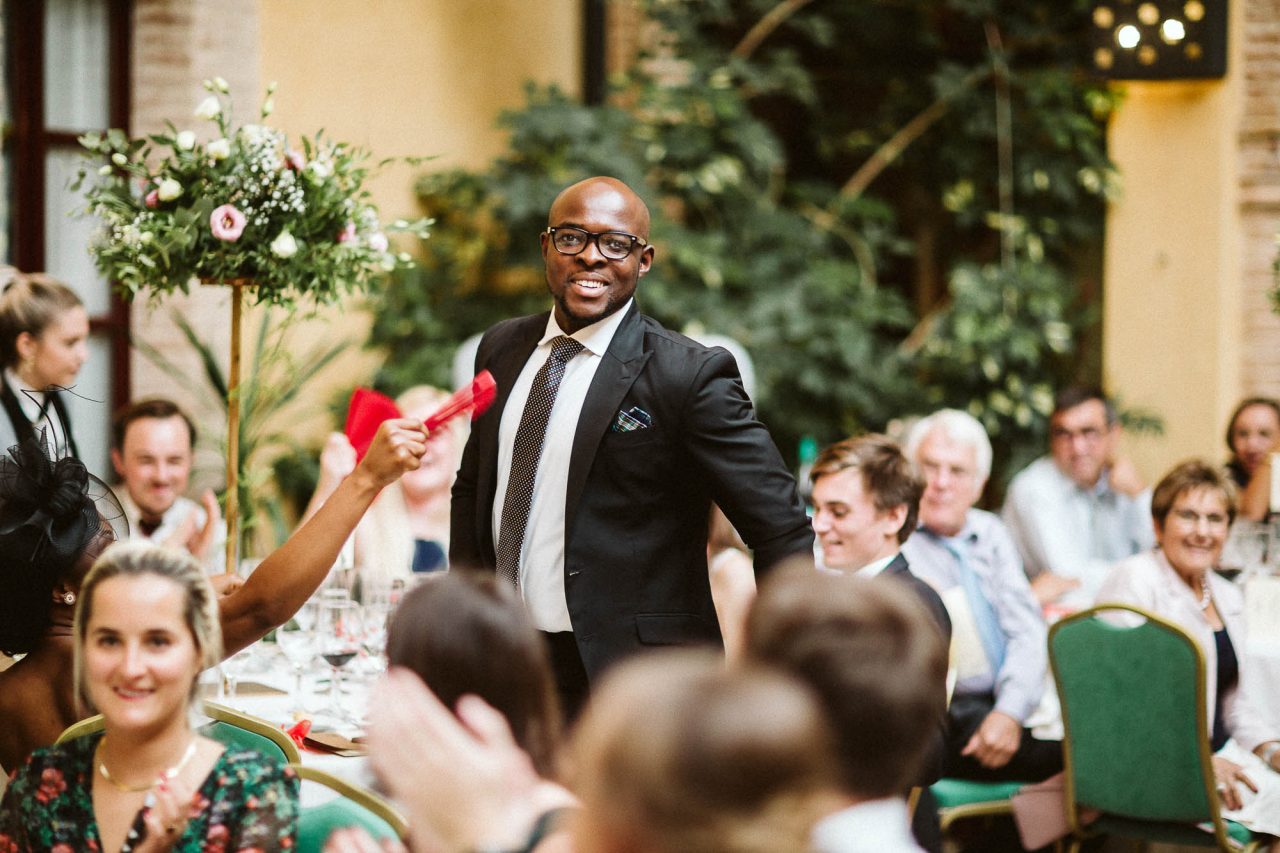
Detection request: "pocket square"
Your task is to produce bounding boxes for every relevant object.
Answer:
[611,406,653,432]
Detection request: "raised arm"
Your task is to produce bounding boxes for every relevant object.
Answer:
[218,418,428,655]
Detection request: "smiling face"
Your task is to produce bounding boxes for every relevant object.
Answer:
[915,428,984,538]
[1155,486,1229,583]
[1049,399,1115,489]
[111,415,194,522]
[1229,403,1280,477]
[811,468,905,571]
[82,574,202,734]
[541,178,654,333]
[17,306,89,388]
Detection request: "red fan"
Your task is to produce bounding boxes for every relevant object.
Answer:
[423,370,497,431]
[344,371,498,461]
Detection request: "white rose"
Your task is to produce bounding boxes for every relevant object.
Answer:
[176,130,196,150]
[158,178,182,201]
[194,96,221,121]
[213,77,229,93]
[270,230,298,259]
[111,153,127,166]
[307,160,332,180]
[207,138,231,161]
[368,232,389,252]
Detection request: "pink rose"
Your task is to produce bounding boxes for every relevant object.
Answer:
[368,232,388,252]
[286,150,305,171]
[210,204,246,242]
[337,221,356,243]
[144,189,159,208]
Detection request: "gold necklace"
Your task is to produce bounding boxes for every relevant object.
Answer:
[97,736,198,794]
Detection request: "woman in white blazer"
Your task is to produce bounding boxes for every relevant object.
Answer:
[1096,460,1279,819]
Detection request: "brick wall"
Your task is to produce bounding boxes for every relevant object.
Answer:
[1240,0,1280,398]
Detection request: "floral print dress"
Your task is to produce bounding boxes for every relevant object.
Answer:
[0,733,297,852]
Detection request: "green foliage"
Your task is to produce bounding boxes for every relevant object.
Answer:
[369,0,1124,490]
[135,309,352,552]
[76,80,430,307]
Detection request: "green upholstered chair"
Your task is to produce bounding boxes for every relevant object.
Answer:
[292,764,407,853]
[1049,604,1261,852]
[930,777,1025,832]
[200,701,302,764]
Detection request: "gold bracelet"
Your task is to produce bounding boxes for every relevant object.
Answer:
[1260,741,1280,771]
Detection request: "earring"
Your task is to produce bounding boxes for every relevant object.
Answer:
[62,592,76,605]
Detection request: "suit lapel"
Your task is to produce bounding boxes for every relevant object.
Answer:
[477,315,547,556]
[565,305,650,539]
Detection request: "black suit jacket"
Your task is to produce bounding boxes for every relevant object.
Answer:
[882,551,952,793]
[451,304,814,679]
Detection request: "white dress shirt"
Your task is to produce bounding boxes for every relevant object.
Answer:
[492,301,632,631]
[119,491,227,576]
[1003,456,1154,609]
[811,798,925,853]
[1,368,69,458]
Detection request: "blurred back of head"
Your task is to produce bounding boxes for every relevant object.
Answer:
[744,566,948,799]
[570,649,838,853]
[386,570,561,777]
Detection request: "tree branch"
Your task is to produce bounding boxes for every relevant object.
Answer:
[834,65,994,205]
[731,0,815,60]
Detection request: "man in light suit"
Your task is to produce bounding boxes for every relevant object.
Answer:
[450,176,813,716]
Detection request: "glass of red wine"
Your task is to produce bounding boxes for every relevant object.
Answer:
[316,597,361,723]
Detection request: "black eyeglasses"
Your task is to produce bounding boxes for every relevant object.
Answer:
[545,226,647,260]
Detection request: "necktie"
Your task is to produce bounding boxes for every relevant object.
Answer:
[938,533,1007,674]
[496,336,584,588]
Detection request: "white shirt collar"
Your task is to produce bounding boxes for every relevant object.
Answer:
[857,553,899,578]
[3,368,46,422]
[538,299,634,358]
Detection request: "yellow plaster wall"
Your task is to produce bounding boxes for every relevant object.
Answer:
[259,0,581,219]
[1102,7,1245,483]
[250,0,580,448]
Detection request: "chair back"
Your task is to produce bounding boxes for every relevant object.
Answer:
[200,701,302,764]
[1049,605,1223,831]
[54,713,105,744]
[291,764,407,853]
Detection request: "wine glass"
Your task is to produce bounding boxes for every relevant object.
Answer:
[277,601,318,714]
[359,602,393,676]
[219,647,256,702]
[316,597,361,722]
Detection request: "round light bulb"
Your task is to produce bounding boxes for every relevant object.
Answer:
[1161,18,1186,43]
[1116,24,1142,49]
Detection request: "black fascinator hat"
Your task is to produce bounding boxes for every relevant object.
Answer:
[0,431,127,655]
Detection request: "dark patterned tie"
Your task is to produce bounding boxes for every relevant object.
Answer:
[496,335,585,588]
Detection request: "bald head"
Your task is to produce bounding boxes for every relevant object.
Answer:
[541,176,655,334]
[549,177,651,241]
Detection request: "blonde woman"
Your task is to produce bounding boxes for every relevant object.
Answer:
[303,385,465,581]
[0,542,298,851]
[0,269,90,458]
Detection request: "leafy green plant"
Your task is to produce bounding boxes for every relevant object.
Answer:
[135,309,350,551]
[369,0,1135,493]
[75,79,430,306]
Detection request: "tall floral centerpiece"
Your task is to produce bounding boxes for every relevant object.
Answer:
[75,79,430,573]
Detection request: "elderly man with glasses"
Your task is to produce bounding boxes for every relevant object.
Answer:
[450,176,814,719]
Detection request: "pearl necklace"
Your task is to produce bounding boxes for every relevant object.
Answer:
[1197,575,1212,611]
[97,737,197,794]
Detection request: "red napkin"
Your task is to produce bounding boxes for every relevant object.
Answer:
[344,372,497,461]
[344,388,401,461]
[283,718,311,747]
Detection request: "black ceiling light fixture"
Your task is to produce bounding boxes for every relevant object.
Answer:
[1091,0,1227,80]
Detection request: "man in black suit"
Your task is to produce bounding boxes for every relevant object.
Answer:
[450,176,813,716]
[809,433,951,852]
[810,434,951,638]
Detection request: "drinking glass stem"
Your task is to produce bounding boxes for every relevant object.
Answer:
[330,665,342,714]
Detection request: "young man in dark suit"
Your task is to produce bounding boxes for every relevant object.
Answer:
[450,177,813,717]
[809,433,952,852]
